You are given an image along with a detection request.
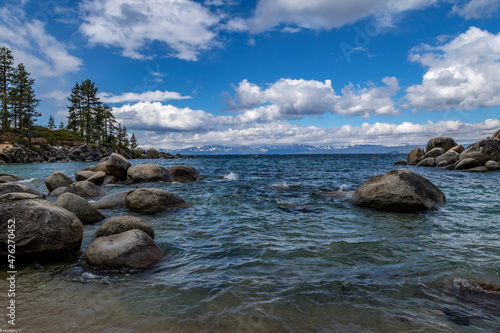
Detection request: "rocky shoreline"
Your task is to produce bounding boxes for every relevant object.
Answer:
[0,143,192,164]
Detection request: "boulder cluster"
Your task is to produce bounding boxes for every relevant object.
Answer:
[406,129,500,172]
[0,153,203,271]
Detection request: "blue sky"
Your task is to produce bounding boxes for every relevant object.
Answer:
[1,0,500,149]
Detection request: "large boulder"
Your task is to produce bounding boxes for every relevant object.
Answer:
[0,183,45,198]
[92,192,128,210]
[94,161,109,173]
[423,148,445,159]
[449,145,465,154]
[82,229,164,271]
[95,216,155,239]
[407,148,425,166]
[492,129,500,141]
[127,164,173,184]
[48,187,67,198]
[64,180,106,198]
[426,137,458,153]
[459,139,500,164]
[106,153,131,181]
[435,150,460,166]
[55,193,105,225]
[456,158,481,170]
[87,171,106,186]
[103,175,119,185]
[75,171,95,181]
[126,188,191,214]
[45,171,73,193]
[416,157,436,167]
[167,165,205,182]
[0,193,83,259]
[0,173,23,183]
[485,160,500,171]
[350,169,445,212]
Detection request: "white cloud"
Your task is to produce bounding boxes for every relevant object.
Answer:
[452,0,500,19]
[0,6,82,77]
[404,27,500,110]
[245,0,435,33]
[136,118,500,149]
[99,90,192,103]
[79,0,221,61]
[228,77,400,119]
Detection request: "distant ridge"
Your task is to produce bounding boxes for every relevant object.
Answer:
[164,144,422,155]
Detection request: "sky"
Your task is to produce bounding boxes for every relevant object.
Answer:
[1,0,500,149]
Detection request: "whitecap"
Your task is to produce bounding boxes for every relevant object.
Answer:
[16,178,37,183]
[224,172,239,180]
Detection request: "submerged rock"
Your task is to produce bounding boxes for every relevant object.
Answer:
[92,192,128,209]
[126,188,190,214]
[55,193,105,224]
[394,160,407,166]
[127,164,173,184]
[350,169,445,212]
[167,165,205,182]
[0,193,83,259]
[95,216,155,239]
[82,229,164,271]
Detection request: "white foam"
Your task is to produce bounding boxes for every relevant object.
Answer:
[224,172,239,180]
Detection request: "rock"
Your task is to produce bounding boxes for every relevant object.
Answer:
[436,161,448,168]
[55,193,105,225]
[394,160,407,166]
[444,164,456,170]
[485,160,500,171]
[426,137,458,153]
[95,216,155,239]
[92,192,128,210]
[455,158,481,170]
[126,188,190,214]
[417,157,436,167]
[167,165,205,182]
[459,139,500,164]
[449,145,465,154]
[492,129,500,141]
[127,164,174,184]
[87,171,106,186]
[0,193,83,259]
[463,166,490,172]
[75,171,95,181]
[45,171,73,193]
[48,187,68,198]
[106,153,131,181]
[103,175,119,185]
[64,180,106,198]
[94,161,108,173]
[350,169,445,212]
[0,173,23,183]
[82,165,96,172]
[423,148,446,159]
[82,229,164,271]
[435,150,460,166]
[0,183,45,198]
[407,148,425,166]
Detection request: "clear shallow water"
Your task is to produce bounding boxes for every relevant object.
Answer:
[1,154,499,332]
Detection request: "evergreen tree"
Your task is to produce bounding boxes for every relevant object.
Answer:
[9,64,40,147]
[58,121,64,129]
[67,81,82,136]
[67,79,102,144]
[47,115,56,129]
[0,46,14,133]
[130,133,138,149]
[95,104,117,144]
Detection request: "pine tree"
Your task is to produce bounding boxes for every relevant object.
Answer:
[130,133,138,149]
[95,104,117,144]
[58,121,64,129]
[47,115,56,129]
[0,46,14,133]
[67,79,102,144]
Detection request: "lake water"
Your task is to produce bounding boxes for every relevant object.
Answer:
[1,154,499,332]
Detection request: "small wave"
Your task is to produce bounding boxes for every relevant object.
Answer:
[339,184,350,192]
[16,178,37,183]
[224,172,239,180]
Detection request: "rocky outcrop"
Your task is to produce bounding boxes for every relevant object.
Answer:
[426,137,458,153]
[407,148,425,166]
[350,169,445,212]
[0,193,83,259]
[45,171,73,193]
[92,192,128,210]
[95,216,155,239]
[106,153,131,181]
[459,139,500,165]
[0,183,45,198]
[127,164,173,184]
[55,193,105,224]
[126,188,190,214]
[64,180,106,198]
[82,229,164,271]
[167,165,205,182]
[492,129,500,141]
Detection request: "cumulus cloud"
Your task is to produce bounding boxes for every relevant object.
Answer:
[0,6,82,77]
[136,118,500,149]
[227,77,400,119]
[452,0,500,19]
[99,90,192,104]
[79,0,221,61]
[245,0,435,33]
[404,27,500,110]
